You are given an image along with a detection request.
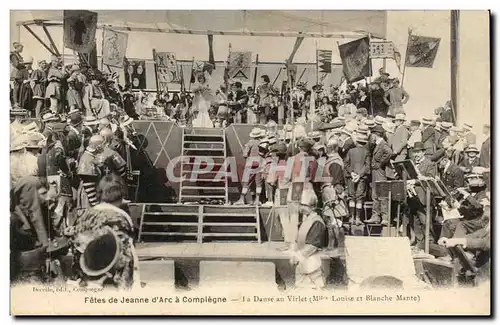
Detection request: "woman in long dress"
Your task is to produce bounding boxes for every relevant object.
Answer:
[191,73,214,128]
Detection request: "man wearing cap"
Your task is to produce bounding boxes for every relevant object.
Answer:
[355,107,368,123]
[421,118,437,158]
[289,187,327,289]
[383,78,409,117]
[235,128,266,205]
[406,142,438,251]
[391,113,409,162]
[345,133,370,225]
[437,121,453,146]
[338,125,356,160]
[460,145,480,175]
[76,135,106,214]
[463,123,476,146]
[365,125,393,224]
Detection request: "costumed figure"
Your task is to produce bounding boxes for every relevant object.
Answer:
[383,78,410,117]
[76,135,106,216]
[261,136,277,207]
[31,60,48,118]
[289,187,328,289]
[228,82,249,124]
[45,55,65,114]
[191,73,214,128]
[235,128,266,205]
[15,55,34,113]
[256,75,273,124]
[83,71,111,119]
[66,65,85,112]
[97,128,128,180]
[10,42,24,108]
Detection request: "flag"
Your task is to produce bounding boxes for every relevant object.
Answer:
[338,37,371,83]
[316,49,332,74]
[102,28,128,68]
[63,10,98,53]
[393,50,402,73]
[405,35,441,68]
[190,60,205,83]
[228,51,252,80]
[155,52,180,84]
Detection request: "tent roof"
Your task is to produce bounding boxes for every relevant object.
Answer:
[18,10,387,38]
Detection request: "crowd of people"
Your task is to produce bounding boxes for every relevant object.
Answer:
[10,40,490,289]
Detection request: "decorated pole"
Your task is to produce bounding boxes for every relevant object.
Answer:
[188,57,195,93]
[152,49,161,96]
[252,54,259,91]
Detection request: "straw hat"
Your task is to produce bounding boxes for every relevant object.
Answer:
[41,112,58,122]
[463,123,473,131]
[355,133,369,144]
[422,117,434,126]
[356,124,370,135]
[374,116,386,125]
[464,144,480,153]
[394,113,406,121]
[249,128,265,138]
[441,122,453,130]
[364,119,376,129]
[382,122,396,134]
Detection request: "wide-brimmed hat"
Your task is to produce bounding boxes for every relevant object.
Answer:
[410,119,421,126]
[383,122,396,134]
[463,123,473,131]
[341,125,355,137]
[268,136,278,145]
[41,112,58,122]
[249,128,265,138]
[413,142,425,152]
[464,145,480,153]
[394,113,406,121]
[83,116,99,126]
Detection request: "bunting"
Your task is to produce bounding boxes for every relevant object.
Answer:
[338,37,371,83]
[405,35,441,68]
[316,49,332,74]
[63,10,98,53]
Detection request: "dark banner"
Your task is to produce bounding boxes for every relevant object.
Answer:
[63,10,98,53]
[405,35,441,68]
[124,60,147,90]
[338,37,371,83]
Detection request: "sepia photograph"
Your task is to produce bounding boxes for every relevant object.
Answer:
[8,9,491,316]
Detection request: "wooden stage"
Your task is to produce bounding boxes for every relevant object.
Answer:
[136,242,346,290]
[136,242,343,261]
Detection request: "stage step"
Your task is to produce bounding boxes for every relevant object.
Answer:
[138,203,261,243]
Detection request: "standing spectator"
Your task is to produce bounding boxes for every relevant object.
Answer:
[365,125,393,225]
[10,42,24,108]
[45,55,64,113]
[391,113,410,162]
[421,118,437,159]
[31,60,48,118]
[384,78,410,117]
[440,100,454,123]
[463,123,477,146]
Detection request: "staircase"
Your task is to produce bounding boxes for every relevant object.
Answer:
[178,127,229,204]
[138,204,261,243]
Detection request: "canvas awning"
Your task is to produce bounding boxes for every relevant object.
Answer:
[17,10,387,39]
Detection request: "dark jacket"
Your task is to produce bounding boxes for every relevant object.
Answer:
[345,145,371,179]
[421,126,437,156]
[371,139,393,171]
[440,162,465,190]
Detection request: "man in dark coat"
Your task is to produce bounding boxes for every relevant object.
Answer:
[228,82,249,124]
[365,125,393,224]
[406,142,439,252]
[438,152,465,190]
[421,118,437,158]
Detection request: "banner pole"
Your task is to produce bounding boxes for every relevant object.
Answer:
[401,28,412,88]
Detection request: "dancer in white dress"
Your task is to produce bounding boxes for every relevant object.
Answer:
[191,73,214,128]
